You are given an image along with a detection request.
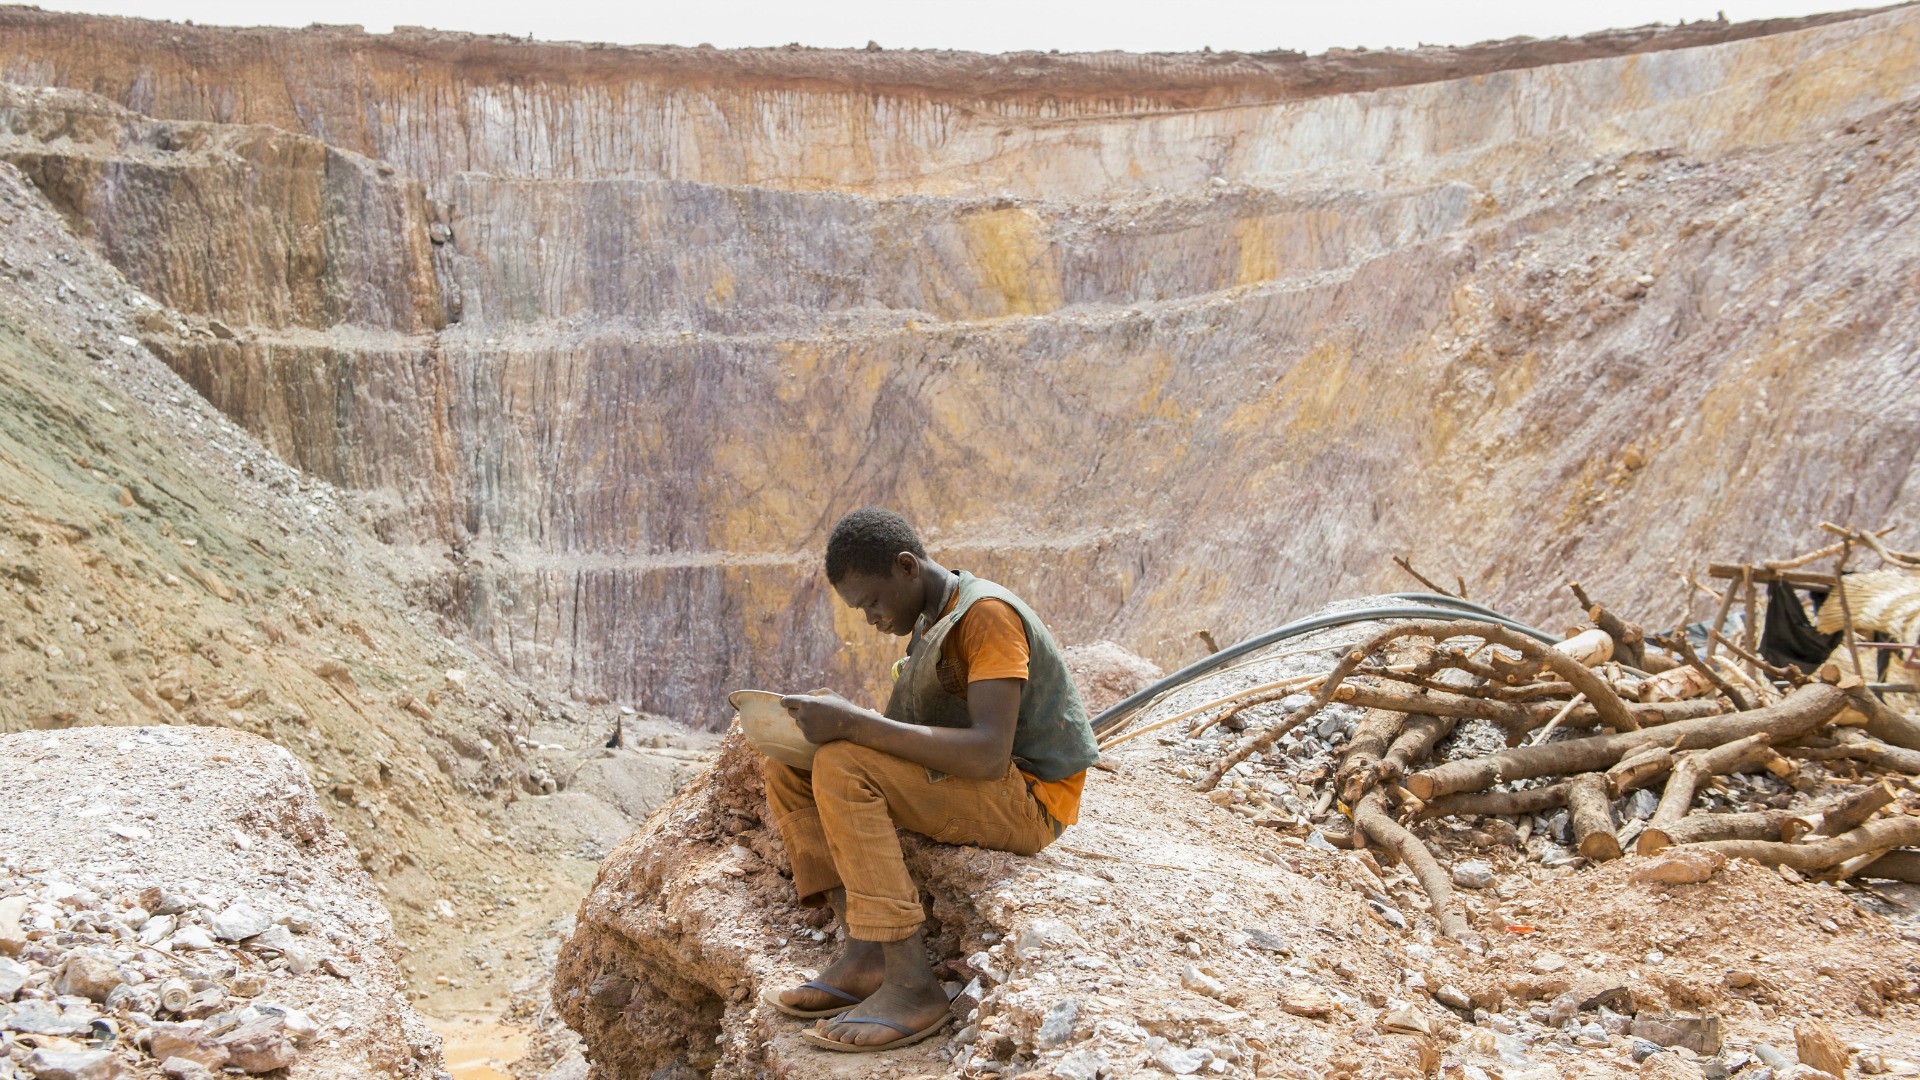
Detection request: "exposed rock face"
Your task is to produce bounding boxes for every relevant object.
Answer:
[0,154,657,1013]
[0,726,441,1077]
[1,8,1919,725]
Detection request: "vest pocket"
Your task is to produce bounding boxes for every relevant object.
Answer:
[932,818,1013,851]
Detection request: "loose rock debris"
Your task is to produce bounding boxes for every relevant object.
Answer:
[553,536,1920,1079]
[0,727,443,1079]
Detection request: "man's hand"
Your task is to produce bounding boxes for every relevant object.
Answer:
[781,689,867,745]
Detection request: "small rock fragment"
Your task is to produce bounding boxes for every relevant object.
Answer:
[1052,1048,1110,1080]
[18,1048,125,1080]
[1795,1020,1851,1078]
[1452,860,1494,889]
[3,998,93,1035]
[210,903,273,942]
[1631,1012,1722,1055]
[168,926,217,951]
[149,1022,232,1069]
[138,889,190,916]
[1179,963,1227,1001]
[246,925,310,974]
[1530,953,1569,975]
[160,1059,219,1080]
[1380,999,1432,1034]
[1036,998,1080,1049]
[1014,919,1073,960]
[0,956,27,1000]
[1546,989,1583,1026]
[1278,983,1334,1017]
[1367,899,1408,930]
[219,1017,298,1074]
[1240,926,1287,952]
[55,953,124,1003]
[1627,788,1660,820]
[0,895,27,955]
[1145,1037,1211,1076]
[950,977,984,1021]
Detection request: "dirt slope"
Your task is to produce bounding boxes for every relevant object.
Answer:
[0,156,709,1031]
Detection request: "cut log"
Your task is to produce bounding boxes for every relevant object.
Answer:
[1568,773,1622,861]
[1353,789,1472,940]
[1336,709,1406,804]
[1378,713,1456,784]
[1414,782,1569,821]
[1637,809,1796,853]
[1641,734,1777,850]
[1642,664,1715,703]
[1555,628,1615,667]
[1202,617,1641,790]
[1606,746,1676,798]
[1781,781,1896,842]
[1850,849,1920,883]
[1330,682,1718,735]
[1568,582,1649,669]
[1652,631,1753,712]
[1784,728,1920,774]
[1850,686,1920,752]
[1680,815,1920,872]
[1404,683,1845,801]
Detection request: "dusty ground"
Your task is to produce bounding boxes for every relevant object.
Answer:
[0,725,438,1078]
[554,619,1920,1079]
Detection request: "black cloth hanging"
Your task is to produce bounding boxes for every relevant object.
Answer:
[1759,577,1840,672]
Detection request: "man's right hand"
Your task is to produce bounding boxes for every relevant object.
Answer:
[781,689,867,745]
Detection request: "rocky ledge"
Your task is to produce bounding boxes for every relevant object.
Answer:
[551,626,1920,1079]
[0,727,444,1079]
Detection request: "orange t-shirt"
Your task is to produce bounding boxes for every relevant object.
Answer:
[933,593,1086,827]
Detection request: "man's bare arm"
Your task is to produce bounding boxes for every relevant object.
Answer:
[781,679,1023,780]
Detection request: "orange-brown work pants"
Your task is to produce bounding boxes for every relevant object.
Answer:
[764,741,1059,942]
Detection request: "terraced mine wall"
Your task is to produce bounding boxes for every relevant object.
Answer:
[3,6,1919,723]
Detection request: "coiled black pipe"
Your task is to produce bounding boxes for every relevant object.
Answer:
[1089,601,1558,736]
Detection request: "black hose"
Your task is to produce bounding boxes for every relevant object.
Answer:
[1090,602,1558,736]
[1387,592,1511,619]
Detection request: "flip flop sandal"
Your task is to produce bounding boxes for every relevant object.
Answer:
[801,1011,952,1053]
[758,980,867,1019]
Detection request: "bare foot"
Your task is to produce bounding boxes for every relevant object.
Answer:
[779,938,883,1012]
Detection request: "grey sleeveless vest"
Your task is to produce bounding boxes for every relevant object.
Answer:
[882,572,1099,782]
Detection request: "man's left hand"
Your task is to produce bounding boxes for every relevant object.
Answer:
[781,689,866,744]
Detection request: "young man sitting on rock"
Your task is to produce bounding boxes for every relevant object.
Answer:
[762,507,1099,1052]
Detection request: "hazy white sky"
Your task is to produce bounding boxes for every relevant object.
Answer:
[32,0,1886,54]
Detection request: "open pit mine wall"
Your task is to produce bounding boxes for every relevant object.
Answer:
[2,8,1919,724]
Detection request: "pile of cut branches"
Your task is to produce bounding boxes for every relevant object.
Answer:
[1104,526,1920,942]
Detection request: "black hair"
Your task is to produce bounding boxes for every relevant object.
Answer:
[825,508,925,583]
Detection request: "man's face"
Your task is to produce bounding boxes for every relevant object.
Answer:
[832,554,923,637]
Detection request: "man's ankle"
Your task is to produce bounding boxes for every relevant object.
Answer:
[876,929,941,990]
